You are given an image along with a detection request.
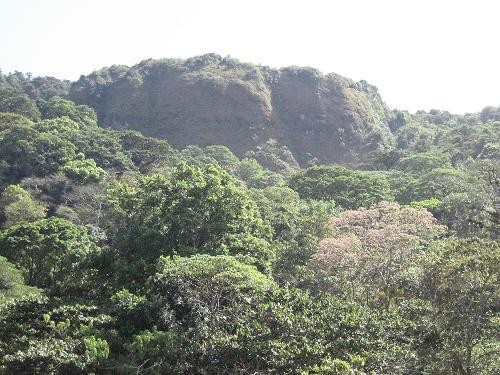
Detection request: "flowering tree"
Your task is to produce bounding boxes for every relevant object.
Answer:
[312,202,446,308]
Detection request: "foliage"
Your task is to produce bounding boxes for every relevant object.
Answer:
[149,254,276,329]
[244,139,299,175]
[249,186,336,285]
[0,124,76,182]
[203,144,241,173]
[423,239,500,374]
[0,256,40,303]
[38,96,97,127]
[0,70,70,100]
[0,71,498,374]
[61,154,105,183]
[395,152,451,173]
[312,202,446,308]
[0,112,33,130]
[0,88,40,119]
[107,163,274,285]
[0,184,47,227]
[118,130,180,172]
[289,165,393,209]
[0,217,100,294]
[0,297,112,373]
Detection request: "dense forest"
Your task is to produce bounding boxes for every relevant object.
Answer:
[0,57,499,374]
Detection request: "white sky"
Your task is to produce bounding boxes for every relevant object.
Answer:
[1,0,499,113]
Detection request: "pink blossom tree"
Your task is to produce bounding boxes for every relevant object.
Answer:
[312,202,446,309]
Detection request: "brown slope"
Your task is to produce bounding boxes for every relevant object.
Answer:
[69,54,394,165]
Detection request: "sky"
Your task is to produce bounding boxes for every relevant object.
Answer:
[1,0,499,114]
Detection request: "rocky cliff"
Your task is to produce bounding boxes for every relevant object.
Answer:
[69,54,394,165]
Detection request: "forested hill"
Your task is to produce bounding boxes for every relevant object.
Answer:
[0,57,499,374]
[2,54,500,166]
[67,54,392,165]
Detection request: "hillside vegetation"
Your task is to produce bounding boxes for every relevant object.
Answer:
[0,58,498,374]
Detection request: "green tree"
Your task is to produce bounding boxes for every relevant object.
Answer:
[289,166,393,209]
[133,254,276,373]
[0,112,33,131]
[149,254,276,328]
[108,163,274,283]
[0,124,76,182]
[411,167,467,201]
[0,218,100,293]
[60,154,105,184]
[0,297,111,373]
[237,157,284,188]
[249,186,304,239]
[204,145,240,173]
[0,88,40,120]
[33,116,81,134]
[118,130,180,172]
[365,149,406,170]
[244,139,299,175]
[394,124,434,151]
[249,186,335,285]
[66,126,135,172]
[0,185,47,227]
[395,152,451,174]
[38,96,97,127]
[423,239,500,374]
[0,256,40,303]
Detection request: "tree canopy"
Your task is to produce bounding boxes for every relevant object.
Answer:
[0,71,498,374]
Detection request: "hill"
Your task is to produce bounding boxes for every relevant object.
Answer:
[68,54,394,165]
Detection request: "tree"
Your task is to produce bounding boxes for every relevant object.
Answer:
[204,145,240,174]
[394,152,451,174]
[365,149,406,170]
[196,288,372,374]
[134,254,276,373]
[0,217,100,293]
[423,239,500,374]
[0,297,111,373]
[0,256,40,303]
[34,116,81,134]
[394,124,434,151]
[411,168,468,201]
[480,105,500,122]
[144,258,401,374]
[149,254,275,329]
[118,130,180,173]
[108,163,274,283]
[0,112,33,131]
[244,139,299,175]
[0,185,46,227]
[38,96,97,127]
[58,179,111,226]
[312,202,446,308]
[249,186,336,285]
[0,124,76,181]
[441,192,492,237]
[67,125,135,172]
[0,88,40,120]
[60,154,105,184]
[237,158,284,188]
[437,122,499,160]
[289,166,393,209]
[249,186,304,239]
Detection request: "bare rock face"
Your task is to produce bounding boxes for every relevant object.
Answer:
[69,54,394,165]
